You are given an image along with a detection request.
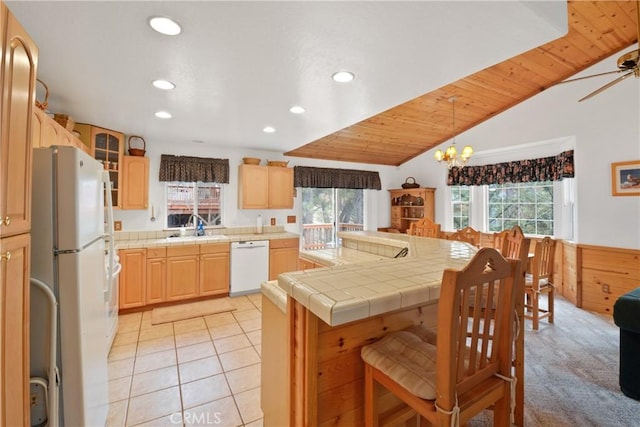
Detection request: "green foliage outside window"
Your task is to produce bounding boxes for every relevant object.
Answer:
[488,182,553,235]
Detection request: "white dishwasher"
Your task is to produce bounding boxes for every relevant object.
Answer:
[230,240,270,297]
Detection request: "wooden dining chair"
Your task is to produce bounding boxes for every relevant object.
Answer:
[493,230,508,251]
[447,226,481,247]
[499,225,530,426]
[407,218,441,238]
[524,237,556,330]
[361,248,522,427]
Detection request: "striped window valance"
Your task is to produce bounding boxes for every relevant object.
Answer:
[447,150,574,186]
[294,166,382,190]
[159,154,229,183]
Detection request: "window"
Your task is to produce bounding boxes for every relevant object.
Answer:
[301,188,364,249]
[487,181,553,235]
[166,182,223,228]
[451,186,470,230]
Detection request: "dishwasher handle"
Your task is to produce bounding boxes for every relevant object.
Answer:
[232,240,269,249]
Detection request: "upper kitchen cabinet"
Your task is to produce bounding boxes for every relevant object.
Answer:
[32,108,90,154]
[75,124,124,208]
[121,155,149,210]
[0,4,38,239]
[238,164,293,209]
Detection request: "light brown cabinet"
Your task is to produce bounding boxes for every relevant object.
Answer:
[0,233,30,426]
[1,10,37,240]
[0,5,37,423]
[32,108,90,154]
[75,124,124,208]
[269,238,299,280]
[166,245,200,301]
[299,257,320,270]
[238,164,294,209]
[120,243,232,310]
[119,249,146,309]
[268,166,294,209]
[200,243,230,297]
[388,187,436,233]
[121,155,149,210]
[146,247,167,305]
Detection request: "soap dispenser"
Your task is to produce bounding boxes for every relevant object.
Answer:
[197,220,205,236]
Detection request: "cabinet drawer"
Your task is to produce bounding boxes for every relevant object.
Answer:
[147,247,167,259]
[167,245,199,257]
[200,242,230,254]
[270,238,299,249]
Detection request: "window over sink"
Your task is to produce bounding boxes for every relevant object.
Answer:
[166,182,223,229]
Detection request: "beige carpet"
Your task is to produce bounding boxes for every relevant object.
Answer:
[151,298,236,325]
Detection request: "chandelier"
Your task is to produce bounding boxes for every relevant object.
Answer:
[434,96,473,169]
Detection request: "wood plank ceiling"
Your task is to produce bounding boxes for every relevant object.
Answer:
[285,0,639,166]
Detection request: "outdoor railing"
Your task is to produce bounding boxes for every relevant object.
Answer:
[301,223,364,250]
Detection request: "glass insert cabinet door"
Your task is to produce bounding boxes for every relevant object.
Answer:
[91,128,123,207]
[301,188,364,249]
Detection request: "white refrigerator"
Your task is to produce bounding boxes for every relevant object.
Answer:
[30,146,109,427]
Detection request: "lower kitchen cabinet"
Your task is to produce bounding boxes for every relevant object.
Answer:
[166,245,200,301]
[146,247,167,304]
[0,233,30,425]
[119,249,146,309]
[200,243,230,296]
[269,238,299,280]
[299,257,320,270]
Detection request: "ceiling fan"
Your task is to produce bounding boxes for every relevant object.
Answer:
[559,1,640,102]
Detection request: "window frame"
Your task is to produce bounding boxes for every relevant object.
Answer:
[300,187,366,249]
[445,179,575,239]
[165,181,224,229]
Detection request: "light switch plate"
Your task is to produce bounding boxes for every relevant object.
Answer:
[114,220,122,231]
[287,215,296,224]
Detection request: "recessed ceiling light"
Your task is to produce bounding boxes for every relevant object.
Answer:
[155,111,172,119]
[152,79,176,90]
[149,16,181,36]
[332,71,355,83]
[263,126,276,133]
[289,105,306,114]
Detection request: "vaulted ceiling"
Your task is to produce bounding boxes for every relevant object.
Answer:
[285,0,639,166]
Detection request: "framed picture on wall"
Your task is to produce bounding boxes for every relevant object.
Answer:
[611,160,640,196]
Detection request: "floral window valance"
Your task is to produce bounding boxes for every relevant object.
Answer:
[159,154,229,183]
[447,150,574,186]
[294,166,382,190]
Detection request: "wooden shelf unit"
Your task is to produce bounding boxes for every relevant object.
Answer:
[388,187,435,233]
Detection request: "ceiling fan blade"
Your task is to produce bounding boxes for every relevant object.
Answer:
[578,70,635,102]
[556,69,625,85]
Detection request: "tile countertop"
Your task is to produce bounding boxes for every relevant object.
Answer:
[115,232,299,250]
[277,231,477,326]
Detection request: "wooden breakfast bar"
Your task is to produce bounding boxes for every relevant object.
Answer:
[261,231,525,426]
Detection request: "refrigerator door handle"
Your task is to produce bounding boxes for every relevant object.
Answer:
[102,171,116,284]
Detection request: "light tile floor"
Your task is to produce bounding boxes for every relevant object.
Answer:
[107,294,264,427]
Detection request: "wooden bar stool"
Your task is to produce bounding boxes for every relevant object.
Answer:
[361,248,522,426]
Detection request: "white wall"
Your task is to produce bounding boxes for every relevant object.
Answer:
[115,49,639,250]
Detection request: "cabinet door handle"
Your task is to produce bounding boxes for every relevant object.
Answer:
[1,251,11,261]
[4,216,10,226]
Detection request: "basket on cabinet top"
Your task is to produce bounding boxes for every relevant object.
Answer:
[127,136,146,156]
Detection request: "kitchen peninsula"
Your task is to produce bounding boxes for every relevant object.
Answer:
[261,231,508,426]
